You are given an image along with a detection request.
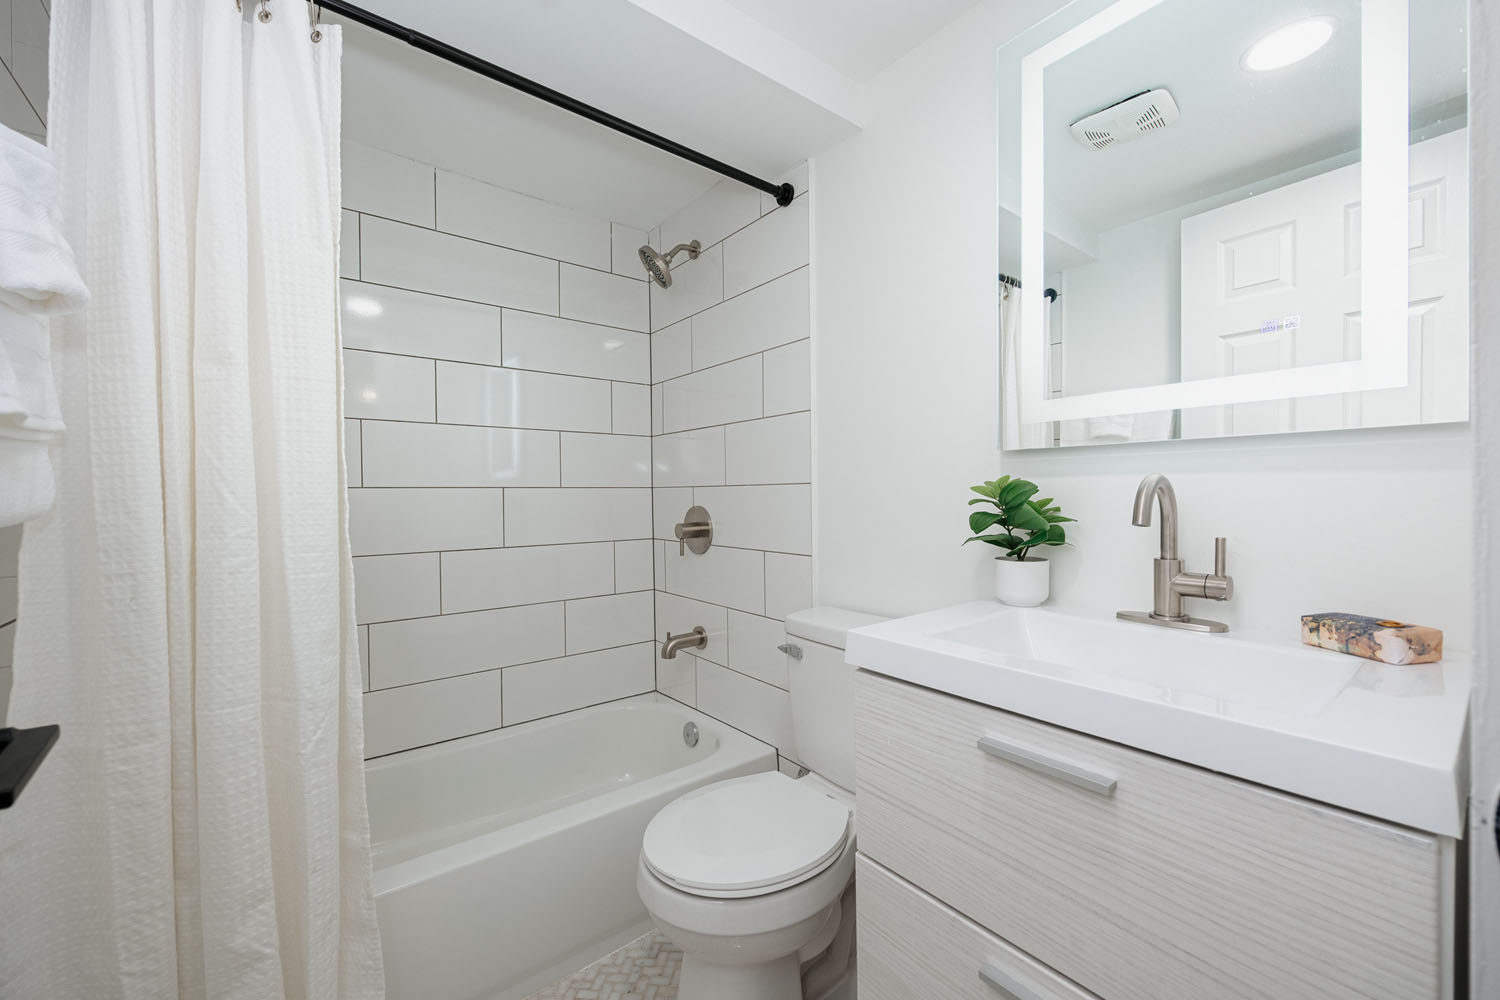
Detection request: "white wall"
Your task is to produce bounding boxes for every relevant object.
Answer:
[810,0,1473,648]
[647,169,814,775]
[340,142,658,757]
[1468,0,1498,988]
[0,0,48,722]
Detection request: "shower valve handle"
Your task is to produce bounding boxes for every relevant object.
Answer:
[674,505,713,556]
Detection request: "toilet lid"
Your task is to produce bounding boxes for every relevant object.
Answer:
[642,772,852,896]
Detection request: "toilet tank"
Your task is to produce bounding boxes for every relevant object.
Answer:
[784,607,888,791]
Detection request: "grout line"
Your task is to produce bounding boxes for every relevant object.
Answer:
[355,539,639,562]
[352,210,632,282]
[364,688,664,761]
[364,588,656,631]
[647,259,808,338]
[352,483,651,491]
[343,274,650,337]
[658,336,808,385]
[0,49,44,132]
[367,639,655,695]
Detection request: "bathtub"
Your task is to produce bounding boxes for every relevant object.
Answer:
[366,692,775,1000]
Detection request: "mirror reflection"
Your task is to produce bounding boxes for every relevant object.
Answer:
[999,0,1469,449]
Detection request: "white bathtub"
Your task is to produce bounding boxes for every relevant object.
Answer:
[366,692,776,1000]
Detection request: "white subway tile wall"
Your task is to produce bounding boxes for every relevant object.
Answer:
[344,142,660,757]
[647,175,813,772]
[0,1,46,723]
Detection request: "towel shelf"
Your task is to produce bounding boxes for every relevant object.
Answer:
[0,724,59,809]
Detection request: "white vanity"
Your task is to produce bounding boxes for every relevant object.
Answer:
[846,604,1469,1000]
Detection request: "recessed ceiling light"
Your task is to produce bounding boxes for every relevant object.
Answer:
[1244,17,1335,71]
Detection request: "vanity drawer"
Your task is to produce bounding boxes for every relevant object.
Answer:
[854,671,1445,1000]
[858,853,1103,1000]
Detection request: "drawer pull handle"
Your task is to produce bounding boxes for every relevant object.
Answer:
[979,964,1048,1000]
[977,735,1117,797]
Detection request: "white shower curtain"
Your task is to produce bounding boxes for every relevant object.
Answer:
[0,3,384,998]
[1001,285,1051,450]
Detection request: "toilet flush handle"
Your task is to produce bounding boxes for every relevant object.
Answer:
[777,643,803,660]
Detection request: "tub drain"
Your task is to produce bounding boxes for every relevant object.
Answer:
[682,722,700,748]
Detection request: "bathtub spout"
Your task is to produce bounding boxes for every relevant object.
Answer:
[661,627,708,658]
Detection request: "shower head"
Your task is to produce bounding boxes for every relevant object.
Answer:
[639,240,702,289]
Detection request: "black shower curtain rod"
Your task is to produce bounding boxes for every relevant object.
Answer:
[314,0,796,207]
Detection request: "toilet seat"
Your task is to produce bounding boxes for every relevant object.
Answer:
[642,771,853,899]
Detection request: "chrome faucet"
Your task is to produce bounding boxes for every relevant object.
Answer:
[661,626,708,659]
[1117,474,1233,633]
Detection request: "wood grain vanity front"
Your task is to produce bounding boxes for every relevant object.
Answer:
[858,853,1105,1000]
[854,671,1445,1000]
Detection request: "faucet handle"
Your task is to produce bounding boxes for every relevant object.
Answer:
[1203,536,1233,601]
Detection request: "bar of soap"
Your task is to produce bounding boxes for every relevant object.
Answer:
[1300,613,1443,665]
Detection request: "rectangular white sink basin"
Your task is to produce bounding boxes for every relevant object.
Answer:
[845,602,1471,837]
[933,609,1358,716]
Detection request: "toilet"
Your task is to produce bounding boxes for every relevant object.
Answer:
[636,607,885,1000]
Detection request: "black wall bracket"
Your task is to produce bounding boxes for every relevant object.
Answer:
[0,725,59,809]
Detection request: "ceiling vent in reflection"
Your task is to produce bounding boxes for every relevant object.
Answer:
[1068,88,1181,150]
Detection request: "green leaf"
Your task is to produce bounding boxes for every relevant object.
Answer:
[1008,502,1050,533]
[998,479,1040,508]
[968,510,1004,534]
[1044,524,1067,545]
[968,497,998,506]
[964,533,1023,549]
[1033,498,1053,511]
[1043,513,1075,524]
[969,484,999,500]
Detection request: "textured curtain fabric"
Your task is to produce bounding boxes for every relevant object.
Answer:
[0,3,384,998]
[1000,286,1051,450]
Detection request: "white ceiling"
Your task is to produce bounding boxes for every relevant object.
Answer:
[719,0,986,82]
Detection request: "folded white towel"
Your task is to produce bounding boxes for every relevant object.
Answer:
[0,124,86,526]
[1086,414,1135,440]
[0,304,63,437]
[0,437,55,525]
[0,126,87,315]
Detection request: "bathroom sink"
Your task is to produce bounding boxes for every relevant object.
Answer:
[931,608,1357,716]
[844,602,1472,837]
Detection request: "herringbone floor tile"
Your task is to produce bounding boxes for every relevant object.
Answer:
[524,931,682,1000]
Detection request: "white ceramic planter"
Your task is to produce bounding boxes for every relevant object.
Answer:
[994,556,1049,607]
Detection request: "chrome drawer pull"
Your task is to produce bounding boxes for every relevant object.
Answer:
[979,964,1049,1000]
[977,735,1118,797]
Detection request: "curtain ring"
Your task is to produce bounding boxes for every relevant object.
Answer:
[257,0,272,22]
[310,2,323,42]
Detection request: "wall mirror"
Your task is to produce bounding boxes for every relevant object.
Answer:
[997,0,1469,449]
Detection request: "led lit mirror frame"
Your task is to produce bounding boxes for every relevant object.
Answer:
[1016,0,1409,426]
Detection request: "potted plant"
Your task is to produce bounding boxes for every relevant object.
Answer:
[965,475,1074,606]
